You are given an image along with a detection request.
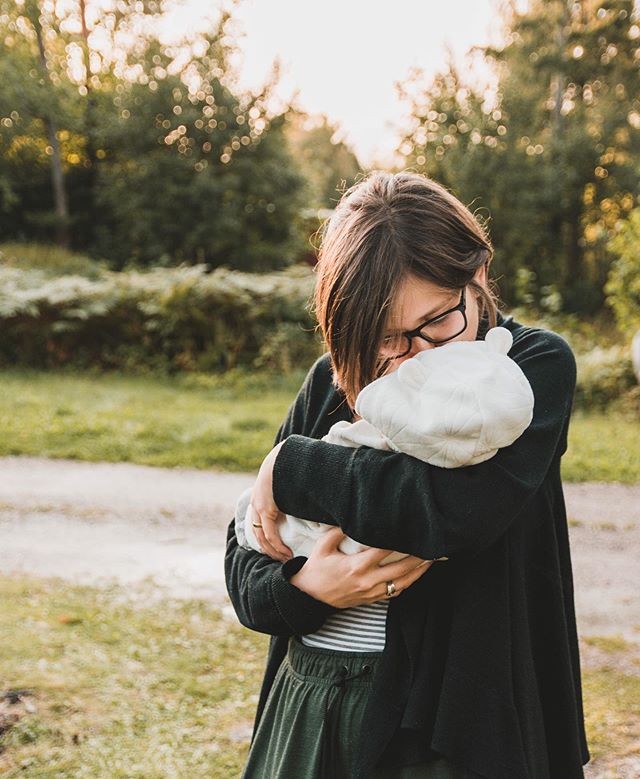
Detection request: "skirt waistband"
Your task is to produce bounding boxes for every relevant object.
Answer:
[287,634,382,685]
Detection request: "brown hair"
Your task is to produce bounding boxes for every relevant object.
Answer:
[312,170,501,411]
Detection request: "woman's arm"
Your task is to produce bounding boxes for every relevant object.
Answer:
[271,329,577,563]
[224,519,338,635]
[224,356,340,636]
[224,354,431,633]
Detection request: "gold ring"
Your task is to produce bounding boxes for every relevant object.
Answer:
[385,581,396,598]
[252,523,263,528]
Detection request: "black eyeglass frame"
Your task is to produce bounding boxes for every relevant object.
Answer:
[379,286,468,359]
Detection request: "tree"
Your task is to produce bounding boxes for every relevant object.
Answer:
[90,26,309,269]
[0,0,80,244]
[0,0,310,270]
[285,109,363,209]
[396,0,640,312]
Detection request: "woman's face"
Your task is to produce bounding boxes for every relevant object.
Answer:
[381,264,488,375]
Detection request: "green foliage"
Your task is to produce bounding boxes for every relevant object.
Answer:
[92,80,308,270]
[0,261,323,372]
[573,344,637,410]
[253,320,324,373]
[509,306,622,353]
[1,249,636,412]
[285,111,363,209]
[510,307,637,410]
[604,207,640,333]
[396,0,640,313]
[0,0,310,270]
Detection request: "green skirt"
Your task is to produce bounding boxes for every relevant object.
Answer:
[241,634,466,779]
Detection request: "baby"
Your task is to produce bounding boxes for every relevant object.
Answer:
[234,326,534,565]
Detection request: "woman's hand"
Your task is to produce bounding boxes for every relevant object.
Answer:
[289,526,434,608]
[249,440,293,563]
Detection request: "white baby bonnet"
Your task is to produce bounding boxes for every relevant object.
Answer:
[354,326,535,468]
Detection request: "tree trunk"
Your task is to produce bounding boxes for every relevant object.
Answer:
[29,0,70,247]
[79,0,98,232]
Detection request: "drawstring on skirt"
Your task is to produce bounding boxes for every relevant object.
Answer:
[240,635,381,779]
[318,661,373,778]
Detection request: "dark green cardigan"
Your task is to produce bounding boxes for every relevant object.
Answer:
[224,310,591,779]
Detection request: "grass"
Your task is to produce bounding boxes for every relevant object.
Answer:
[0,366,639,481]
[0,574,269,777]
[0,242,109,279]
[0,574,638,776]
[563,407,640,483]
[0,367,307,472]
[583,665,640,768]
[580,635,640,769]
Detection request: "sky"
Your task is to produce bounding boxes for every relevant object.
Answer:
[166,0,519,168]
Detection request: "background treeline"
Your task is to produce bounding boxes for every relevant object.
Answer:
[0,0,360,270]
[0,0,639,316]
[397,0,640,313]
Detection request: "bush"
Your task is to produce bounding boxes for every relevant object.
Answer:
[253,321,325,373]
[612,385,640,418]
[604,208,640,335]
[509,307,620,353]
[574,345,637,410]
[509,308,638,411]
[0,262,321,373]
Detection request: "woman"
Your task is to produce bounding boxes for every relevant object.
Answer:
[224,171,591,778]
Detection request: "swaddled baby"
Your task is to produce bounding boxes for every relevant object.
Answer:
[234,326,534,565]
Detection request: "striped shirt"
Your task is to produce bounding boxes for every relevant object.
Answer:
[300,599,389,652]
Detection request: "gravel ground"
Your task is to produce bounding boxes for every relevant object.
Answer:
[1,454,638,777]
[0,455,254,603]
[1,454,639,641]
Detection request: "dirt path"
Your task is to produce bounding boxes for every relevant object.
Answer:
[1,454,639,644]
[0,455,254,604]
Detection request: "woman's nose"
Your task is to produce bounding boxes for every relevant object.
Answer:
[407,338,435,357]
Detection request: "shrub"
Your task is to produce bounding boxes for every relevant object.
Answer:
[574,345,637,410]
[509,307,620,353]
[604,208,640,335]
[253,321,325,373]
[0,262,321,373]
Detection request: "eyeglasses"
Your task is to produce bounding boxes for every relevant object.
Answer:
[378,287,468,360]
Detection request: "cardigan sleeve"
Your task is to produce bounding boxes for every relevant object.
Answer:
[223,356,339,636]
[271,329,577,562]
